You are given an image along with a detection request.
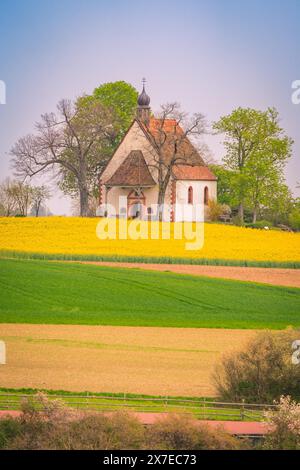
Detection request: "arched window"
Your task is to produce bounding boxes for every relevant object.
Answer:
[204,186,209,205]
[188,186,193,204]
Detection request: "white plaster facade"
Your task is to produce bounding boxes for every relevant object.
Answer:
[174,180,217,222]
[100,119,217,222]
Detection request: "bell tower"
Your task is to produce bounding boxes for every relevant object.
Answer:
[136,78,151,126]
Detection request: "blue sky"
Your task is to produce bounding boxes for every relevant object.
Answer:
[0,0,299,214]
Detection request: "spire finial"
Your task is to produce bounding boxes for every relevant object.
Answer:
[137,78,151,124]
[137,78,150,107]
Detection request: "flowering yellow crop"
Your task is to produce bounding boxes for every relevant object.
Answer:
[0,217,299,263]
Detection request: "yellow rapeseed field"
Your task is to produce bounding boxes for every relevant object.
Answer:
[0,216,299,262]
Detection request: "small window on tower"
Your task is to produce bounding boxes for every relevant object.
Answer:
[188,186,193,204]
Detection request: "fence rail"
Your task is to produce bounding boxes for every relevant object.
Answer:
[0,392,277,421]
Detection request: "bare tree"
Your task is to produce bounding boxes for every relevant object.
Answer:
[10,99,115,216]
[31,185,51,216]
[143,103,206,220]
[0,178,17,216]
[71,194,99,217]
[10,181,33,216]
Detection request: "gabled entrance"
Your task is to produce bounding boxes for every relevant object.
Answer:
[127,190,146,218]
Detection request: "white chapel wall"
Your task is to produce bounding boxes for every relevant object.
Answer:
[175,180,217,222]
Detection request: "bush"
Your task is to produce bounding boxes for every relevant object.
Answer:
[146,414,243,450]
[232,215,244,226]
[246,220,273,229]
[207,200,231,222]
[263,396,300,450]
[213,329,300,403]
[289,210,300,231]
[7,392,80,450]
[0,417,22,449]
[7,411,145,450]
[62,412,145,450]
[2,395,242,450]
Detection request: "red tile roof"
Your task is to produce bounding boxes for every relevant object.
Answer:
[141,118,205,166]
[106,150,156,187]
[173,165,217,181]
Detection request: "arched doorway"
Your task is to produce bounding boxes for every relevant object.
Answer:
[127,190,146,218]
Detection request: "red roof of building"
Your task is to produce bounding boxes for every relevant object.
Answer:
[141,118,205,166]
[106,150,156,187]
[173,164,217,181]
[102,118,217,186]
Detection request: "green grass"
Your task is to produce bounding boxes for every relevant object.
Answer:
[0,258,299,329]
[1,249,300,268]
[0,388,267,421]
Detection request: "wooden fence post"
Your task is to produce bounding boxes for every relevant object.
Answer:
[240,399,245,420]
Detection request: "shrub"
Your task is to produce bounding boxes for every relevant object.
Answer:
[62,412,145,450]
[263,396,300,450]
[0,417,22,449]
[146,414,243,450]
[289,210,300,231]
[2,395,243,450]
[4,394,145,450]
[7,392,82,450]
[20,391,77,422]
[7,411,145,450]
[232,215,244,226]
[213,329,300,403]
[246,220,273,230]
[207,200,231,222]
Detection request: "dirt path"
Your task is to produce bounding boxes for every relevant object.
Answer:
[78,261,300,288]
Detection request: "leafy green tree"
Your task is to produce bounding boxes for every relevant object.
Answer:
[289,209,300,231]
[59,81,138,202]
[244,139,292,223]
[11,82,138,216]
[209,164,240,207]
[92,81,138,142]
[213,107,293,224]
[257,178,293,225]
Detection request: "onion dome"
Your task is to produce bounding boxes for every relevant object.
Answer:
[138,79,150,107]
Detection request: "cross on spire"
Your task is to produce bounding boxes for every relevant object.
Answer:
[137,78,151,124]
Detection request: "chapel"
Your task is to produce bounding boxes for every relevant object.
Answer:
[99,82,217,221]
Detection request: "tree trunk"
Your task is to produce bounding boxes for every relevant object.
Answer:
[157,188,165,222]
[35,202,40,217]
[157,168,171,222]
[79,187,89,217]
[237,203,244,224]
[252,207,258,223]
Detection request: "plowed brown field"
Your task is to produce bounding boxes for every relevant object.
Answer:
[0,324,256,396]
[79,262,300,288]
